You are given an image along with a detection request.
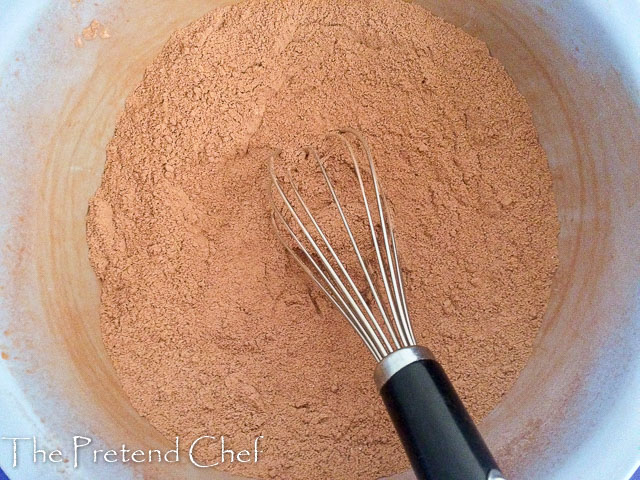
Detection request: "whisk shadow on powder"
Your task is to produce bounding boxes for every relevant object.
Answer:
[86,0,559,478]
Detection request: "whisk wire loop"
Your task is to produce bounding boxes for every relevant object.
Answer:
[331,130,411,348]
[308,147,401,351]
[270,166,388,360]
[283,167,393,355]
[270,208,380,357]
[270,129,417,360]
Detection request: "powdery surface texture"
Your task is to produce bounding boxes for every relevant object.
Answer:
[86,0,559,478]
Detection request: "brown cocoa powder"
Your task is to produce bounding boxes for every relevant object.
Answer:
[86,0,559,478]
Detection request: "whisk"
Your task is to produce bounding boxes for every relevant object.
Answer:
[270,128,505,480]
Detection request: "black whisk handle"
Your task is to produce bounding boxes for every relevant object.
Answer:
[375,347,504,480]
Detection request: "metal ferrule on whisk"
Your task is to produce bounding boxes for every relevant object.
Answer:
[269,128,417,363]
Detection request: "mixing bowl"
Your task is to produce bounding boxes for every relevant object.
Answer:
[1,0,639,478]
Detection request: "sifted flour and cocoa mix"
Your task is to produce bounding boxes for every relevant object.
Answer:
[86,0,559,478]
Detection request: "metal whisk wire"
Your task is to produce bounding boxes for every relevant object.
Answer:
[269,128,416,361]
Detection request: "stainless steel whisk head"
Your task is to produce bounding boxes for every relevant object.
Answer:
[269,128,417,362]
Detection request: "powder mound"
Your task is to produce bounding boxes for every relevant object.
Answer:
[86,0,559,479]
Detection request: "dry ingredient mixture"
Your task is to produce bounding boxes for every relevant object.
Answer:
[75,19,110,48]
[86,0,559,478]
